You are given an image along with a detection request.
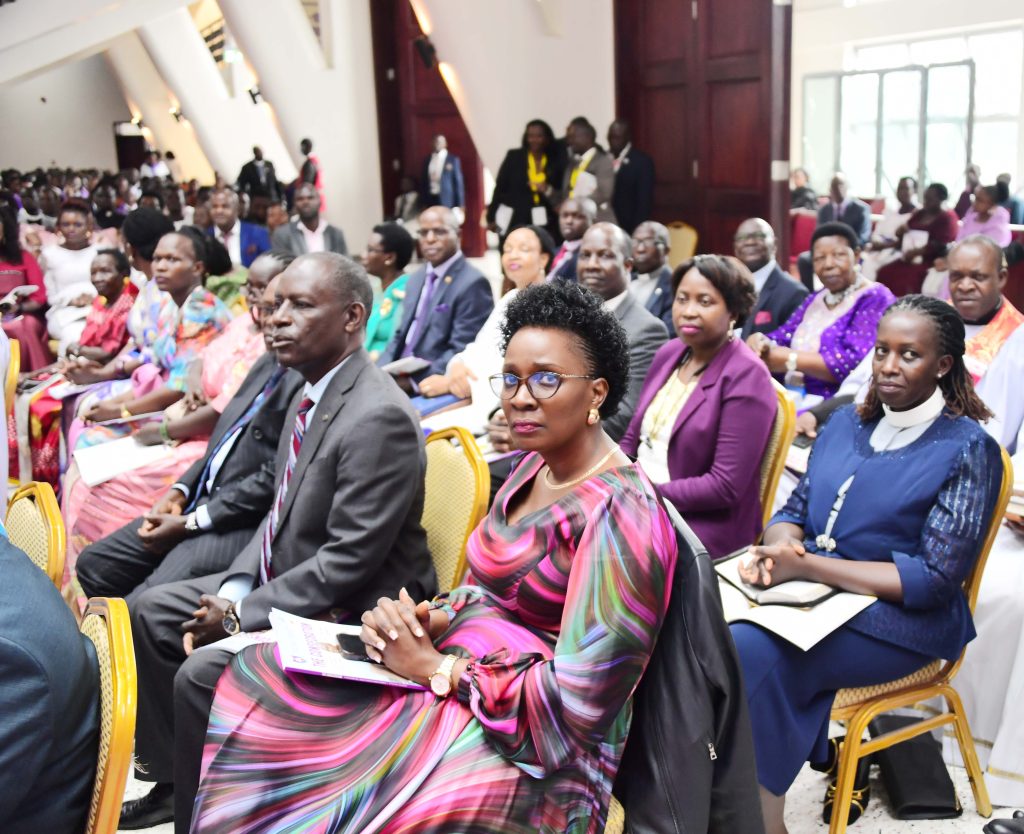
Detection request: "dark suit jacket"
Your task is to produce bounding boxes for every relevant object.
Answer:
[816,198,872,245]
[271,220,348,257]
[620,337,776,557]
[207,221,271,268]
[378,254,494,380]
[606,292,670,440]
[177,353,303,530]
[739,262,809,339]
[485,147,563,235]
[421,153,465,208]
[551,245,580,283]
[229,350,435,630]
[617,502,764,834]
[237,159,280,201]
[633,264,674,332]
[0,540,99,834]
[612,146,655,234]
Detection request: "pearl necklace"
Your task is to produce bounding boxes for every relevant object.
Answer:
[823,275,865,308]
[544,446,621,490]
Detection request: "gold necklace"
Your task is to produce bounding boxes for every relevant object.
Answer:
[544,446,621,490]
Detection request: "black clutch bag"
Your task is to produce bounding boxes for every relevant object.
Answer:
[868,714,963,820]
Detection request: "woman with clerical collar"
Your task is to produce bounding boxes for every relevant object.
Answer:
[735,294,1003,834]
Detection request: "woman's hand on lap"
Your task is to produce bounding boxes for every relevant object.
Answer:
[360,588,440,684]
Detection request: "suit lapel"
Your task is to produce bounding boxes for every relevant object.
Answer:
[292,223,309,254]
[275,351,369,529]
[669,338,736,438]
[207,354,272,448]
[395,266,427,348]
[633,340,687,425]
[645,265,673,314]
[427,255,464,309]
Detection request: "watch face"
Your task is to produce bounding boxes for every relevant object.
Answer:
[430,674,451,697]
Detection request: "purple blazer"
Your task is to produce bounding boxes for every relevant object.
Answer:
[620,337,776,558]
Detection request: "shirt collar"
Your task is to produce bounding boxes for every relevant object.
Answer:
[299,217,327,235]
[603,289,629,312]
[615,143,632,163]
[751,259,776,293]
[425,250,462,280]
[218,220,240,239]
[577,146,597,165]
[302,352,353,404]
[881,387,945,429]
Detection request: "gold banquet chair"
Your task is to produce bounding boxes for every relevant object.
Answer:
[6,480,66,587]
[422,427,490,593]
[759,380,798,529]
[81,597,138,834]
[666,221,698,268]
[825,447,1013,834]
[6,337,18,416]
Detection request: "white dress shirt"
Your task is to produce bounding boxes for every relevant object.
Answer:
[215,220,242,267]
[298,218,328,254]
[751,259,777,296]
[428,149,448,195]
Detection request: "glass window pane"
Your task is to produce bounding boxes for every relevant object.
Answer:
[880,70,922,199]
[839,73,880,195]
[909,37,968,67]
[969,31,1023,117]
[927,64,971,119]
[924,122,968,193]
[856,44,910,71]
[803,76,840,195]
[972,121,1020,184]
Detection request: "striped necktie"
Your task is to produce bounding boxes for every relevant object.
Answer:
[259,395,315,584]
[185,366,286,513]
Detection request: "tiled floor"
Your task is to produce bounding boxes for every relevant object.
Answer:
[120,758,1018,833]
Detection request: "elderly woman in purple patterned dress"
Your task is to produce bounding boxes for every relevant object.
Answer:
[747,222,895,400]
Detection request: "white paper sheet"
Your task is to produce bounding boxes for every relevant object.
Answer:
[269,609,427,689]
[495,204,514,234]
[719,578,875,651]
[72,435,176,487]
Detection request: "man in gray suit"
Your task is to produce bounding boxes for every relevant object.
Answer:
[560,119,617,223]
[120,253,435,832]
[271,183,348,256]
[575,222,669,437]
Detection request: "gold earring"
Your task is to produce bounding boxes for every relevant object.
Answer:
[587,408,600,426]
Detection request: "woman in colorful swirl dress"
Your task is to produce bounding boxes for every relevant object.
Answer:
[190,280,679,834]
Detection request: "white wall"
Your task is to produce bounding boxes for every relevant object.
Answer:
[416,0,616,173]
[0,54,131,170]
[792,0,1024,186]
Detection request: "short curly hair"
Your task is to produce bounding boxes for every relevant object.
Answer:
[671,254,758,321]
[500,281,630,420]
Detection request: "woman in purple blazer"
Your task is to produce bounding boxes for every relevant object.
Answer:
[621,255,777,557]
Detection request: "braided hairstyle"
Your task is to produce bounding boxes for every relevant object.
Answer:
[858,294,992,423]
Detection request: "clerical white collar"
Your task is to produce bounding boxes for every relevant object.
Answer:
[881,387,944,429]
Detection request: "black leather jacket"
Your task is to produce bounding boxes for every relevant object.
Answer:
[615,501,765,834]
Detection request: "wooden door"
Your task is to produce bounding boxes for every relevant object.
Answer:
[369,0,486,256]
[615,0,792,261]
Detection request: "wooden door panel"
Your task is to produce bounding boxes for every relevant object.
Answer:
[706,80,763,189]
[706,0,763,60]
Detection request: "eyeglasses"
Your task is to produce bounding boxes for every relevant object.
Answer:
[488,371,594,400]
[733,232,769,243]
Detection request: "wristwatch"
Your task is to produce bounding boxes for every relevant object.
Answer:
[184,512,199,533]
[429,654,458,698]
[786,350,799,374]
[222,603,240,636]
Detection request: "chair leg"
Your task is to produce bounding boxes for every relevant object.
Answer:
[943,685,992,817]
[828,724,866,834]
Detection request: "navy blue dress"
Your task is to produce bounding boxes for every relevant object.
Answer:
[732,405,1002,795]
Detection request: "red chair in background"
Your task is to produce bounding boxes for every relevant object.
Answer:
[790,212,817,267]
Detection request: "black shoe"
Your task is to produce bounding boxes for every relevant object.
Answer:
[984,810,1024,834]
[823,755,871,826]
[811,735,844,778]
[118,782,174,830]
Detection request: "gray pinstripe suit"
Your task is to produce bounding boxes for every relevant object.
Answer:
[76,352,303,603]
